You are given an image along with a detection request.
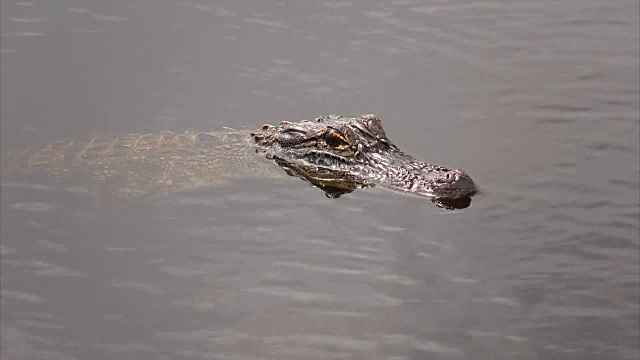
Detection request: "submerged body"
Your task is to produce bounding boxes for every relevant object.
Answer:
[1,114,477,205]
[1,130,272,194]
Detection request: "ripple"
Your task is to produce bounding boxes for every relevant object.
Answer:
[0,245,16,255]
[325,249,384,261]
[10,202,57,212]
[1,182,54,191]
[262,334,376,352]
[5,32,45,36]
[1,326,78,360]
[244,17,288,31]
[36,240,68,252]
[176,2,235,16]
[585,141,634,152]
[309,309,370,318]
[17,320,64,329]
[154,328,252,344]
[375,273,419,285]
[9,17,48,23]
[534,103,594,113]
[412,340,464,355]
[608,178,640,191]
[68,7,126,22]
[94,343,156,354]
[275,261,371,275]
[111,281,163,294]
[445,274,479,284]
[244,286,336,302]
[158,266,207,277]
[1,290,46,303]
[29,261,87,278]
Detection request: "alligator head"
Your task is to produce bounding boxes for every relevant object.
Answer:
[251,114,478,201]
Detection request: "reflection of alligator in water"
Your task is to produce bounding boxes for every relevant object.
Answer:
[1,114,478,209]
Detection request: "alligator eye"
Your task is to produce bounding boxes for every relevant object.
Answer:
[442,172,456,183]
[323,129,351,148]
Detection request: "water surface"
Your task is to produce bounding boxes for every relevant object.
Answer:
[1,1,638,359]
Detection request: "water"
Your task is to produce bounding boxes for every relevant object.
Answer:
[1,1,638,359]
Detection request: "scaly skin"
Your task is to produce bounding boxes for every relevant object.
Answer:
[252,114,477,199]
[1,114,478,202]
[1,130,278,194]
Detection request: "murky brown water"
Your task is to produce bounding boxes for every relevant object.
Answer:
[1,1,638,359]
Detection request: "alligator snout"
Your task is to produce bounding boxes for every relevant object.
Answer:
[427,169,477,199]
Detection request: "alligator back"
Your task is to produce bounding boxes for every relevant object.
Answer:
[1,130,277,195]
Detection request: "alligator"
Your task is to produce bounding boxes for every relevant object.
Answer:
[1,114,478,209]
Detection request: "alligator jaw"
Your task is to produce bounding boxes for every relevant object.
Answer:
[357,152,478,199]
[418,168,478,199]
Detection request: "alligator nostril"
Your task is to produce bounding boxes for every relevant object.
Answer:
[262,124,272,131]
